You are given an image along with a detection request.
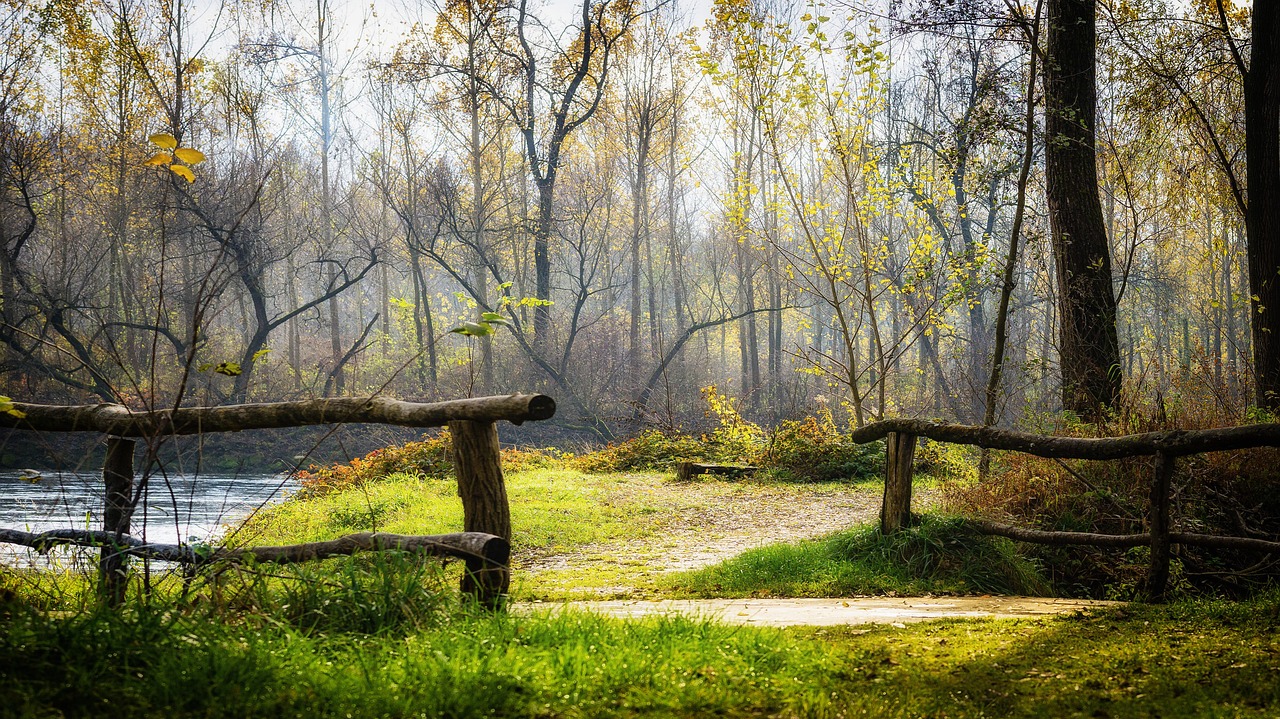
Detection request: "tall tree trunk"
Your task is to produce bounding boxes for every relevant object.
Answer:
[1045,0,1121,419]
[1244,4,1280,410]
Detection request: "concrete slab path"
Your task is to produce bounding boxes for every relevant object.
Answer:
[520,596,1121,627]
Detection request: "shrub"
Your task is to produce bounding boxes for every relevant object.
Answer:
[754,415,883,482]
[913,438,977,482]
[295,430,552,498]
[570,430,713,473]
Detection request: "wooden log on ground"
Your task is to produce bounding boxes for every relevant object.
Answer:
[0,394,556,436]
[881,432,917,534]
[674,462,759,481]
[449,419,511,605]
[0,528,509,570]
[846,417,1280,459]
[99,437,135,607]
[1147,452,1174,602]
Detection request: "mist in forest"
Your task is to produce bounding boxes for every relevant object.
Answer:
[0,0,1262,442]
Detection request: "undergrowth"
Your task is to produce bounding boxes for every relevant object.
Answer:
[668,516,1050,598]
[572,388,885,482]
[946,368,1280,599]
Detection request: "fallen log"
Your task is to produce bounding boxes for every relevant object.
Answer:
[675,462,759,481]
[0,394,555,436]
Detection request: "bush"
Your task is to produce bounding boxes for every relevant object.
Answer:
[913,438,977,482]
[569,430,714,473]
[295,430,552,498]
[754,415,883,482]
[573,389,885,482]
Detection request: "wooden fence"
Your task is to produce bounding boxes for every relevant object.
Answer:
[848,419,1280,600]
[0,393,555,608]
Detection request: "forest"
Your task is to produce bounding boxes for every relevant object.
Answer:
[0,0,1268,440]
[4,2,1280,717]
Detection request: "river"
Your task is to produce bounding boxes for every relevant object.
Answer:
[0,470,297,568]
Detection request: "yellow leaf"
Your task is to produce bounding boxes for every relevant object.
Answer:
[174,147,206,165]
[144,152,173,166]
[169,164,195,183]
[149,132,178,149]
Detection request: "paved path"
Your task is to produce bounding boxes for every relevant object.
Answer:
[520,596,1120,627]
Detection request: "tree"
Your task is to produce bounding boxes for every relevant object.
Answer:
[1044,0,1121,419]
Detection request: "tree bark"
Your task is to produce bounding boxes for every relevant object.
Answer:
[1244,4,1280,410]
[1,394,556,435]
[881,432,916,534]
[1147,452,1174,602]
[448,420,511,541]
[448,419,511,604]
[847,417,1280,459]
[1045,0,1121,419]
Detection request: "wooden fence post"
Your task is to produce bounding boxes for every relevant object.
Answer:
[99,437,135,607]
[1147,451,1174,602]
[881,432,917,534]
[448,419,511,607]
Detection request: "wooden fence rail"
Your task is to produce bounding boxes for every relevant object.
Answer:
[860,421,1280,601]
[0,393,555,609]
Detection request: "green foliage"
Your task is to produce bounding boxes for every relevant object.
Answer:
[574,387,883,481]
[913,437,978,482]
[0,395,26,418]
[449,312,512,338]
[755,415,883,482]
[570,429,719,472]
[215,552,454,635]
[670,516,1049,598]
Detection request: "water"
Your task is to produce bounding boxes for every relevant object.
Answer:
[0,470,297,568]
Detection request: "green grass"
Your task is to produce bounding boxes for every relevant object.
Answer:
[2,589,1277,718]
[667,516,1052,598]
[239,469,669,554]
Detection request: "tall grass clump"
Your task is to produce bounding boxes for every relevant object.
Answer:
[669,516,1050,598]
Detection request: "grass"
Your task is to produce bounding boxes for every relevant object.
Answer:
[3,459,1278,717]
[238,469,672,554]
[240,468,889,600]
[667,516,1052,598]
[1,586,1277,718]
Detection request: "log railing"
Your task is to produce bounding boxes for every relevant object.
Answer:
[853,419,1280,601]
[0,393,555,608]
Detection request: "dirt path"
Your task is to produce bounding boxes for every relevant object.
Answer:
[518,475,916,597]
